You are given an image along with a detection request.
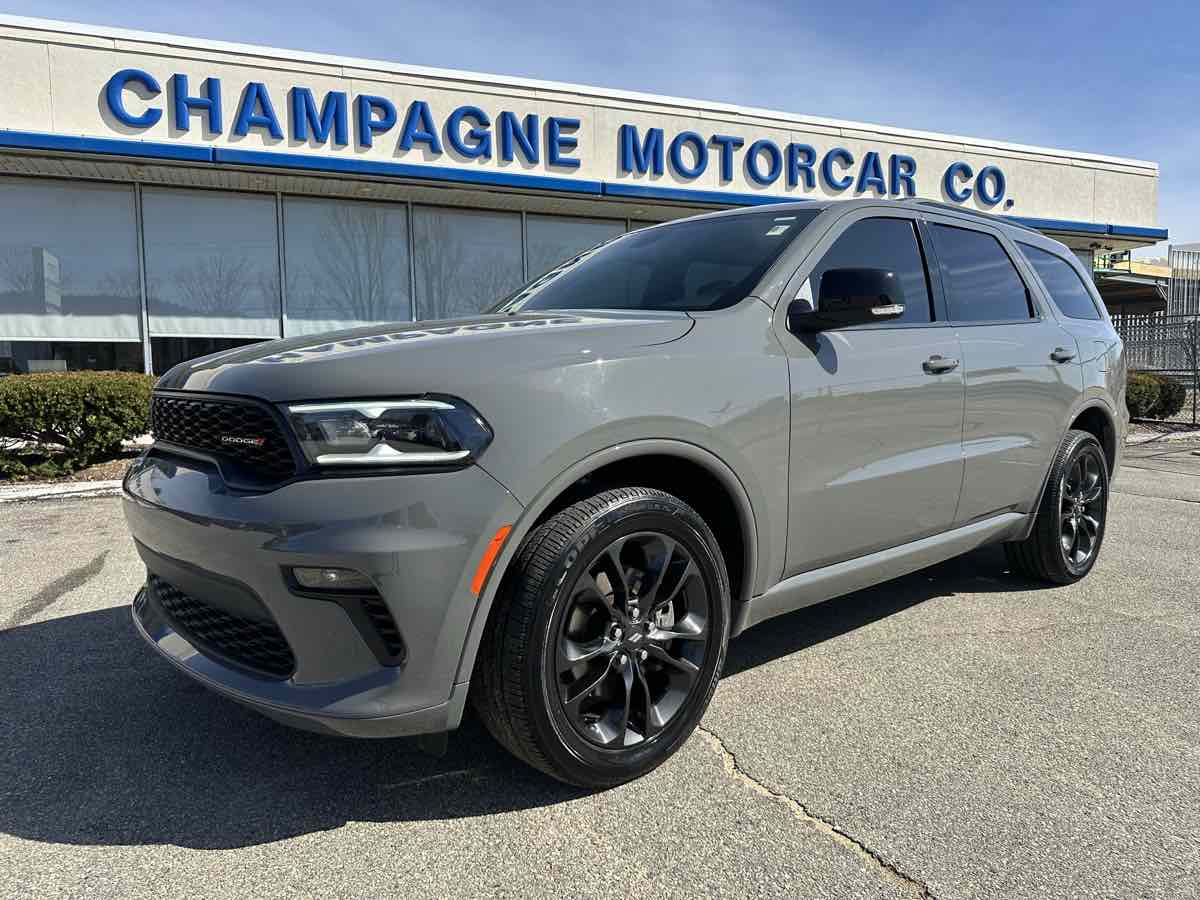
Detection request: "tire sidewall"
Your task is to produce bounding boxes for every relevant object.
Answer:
[1048,432,1109,579]
[526,494,730,785]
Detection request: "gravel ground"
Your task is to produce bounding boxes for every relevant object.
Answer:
[1,454,1197,899]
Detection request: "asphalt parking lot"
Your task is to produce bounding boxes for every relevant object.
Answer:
[2,441,1198,899]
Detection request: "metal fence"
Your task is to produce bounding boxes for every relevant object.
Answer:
[1168,244,1200,318]
[1112,314,1200,425]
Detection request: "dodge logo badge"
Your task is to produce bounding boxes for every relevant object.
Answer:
[221,435,266,448]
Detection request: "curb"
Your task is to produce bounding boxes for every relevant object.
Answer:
[0,480,124,504]
[1126,430,1200,446]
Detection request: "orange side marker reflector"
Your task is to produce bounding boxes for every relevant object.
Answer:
[471,525,513,596]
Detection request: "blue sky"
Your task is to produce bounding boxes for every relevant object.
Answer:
[7,0,1195,255]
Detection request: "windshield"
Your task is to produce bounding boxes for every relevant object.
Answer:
[492,208,820,314]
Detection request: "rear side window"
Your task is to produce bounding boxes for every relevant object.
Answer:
[1018,243,1102,320]
[809,218,934,325]
[930,224,1033,322]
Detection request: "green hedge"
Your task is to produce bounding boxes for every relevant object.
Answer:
[1150,376,1187,420]
[1127,371,1188,421]
[0,371,154,477]
[1126,372,1161,419]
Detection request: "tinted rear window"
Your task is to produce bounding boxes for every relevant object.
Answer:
[1018,243,1102,320]
[930,224,1033,322]
[494,209,820,313]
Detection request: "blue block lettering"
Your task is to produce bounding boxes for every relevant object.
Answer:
[233,83,283,139]
[356,95,397,148]
[399,100,443,153]
[821,148,855,191]
[498,112,539,163]
[290,88,348,146]
[618,125,665,176]
[709,134,745,182]
[171,74,221,133]
[547,117,580,169]
[104,69,162,128]
[669,131,708,179]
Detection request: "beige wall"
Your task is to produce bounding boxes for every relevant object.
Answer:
[0,16,1160,229]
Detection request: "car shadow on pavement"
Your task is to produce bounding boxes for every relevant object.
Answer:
[724,543,1037,678]
[0,544,1038,850]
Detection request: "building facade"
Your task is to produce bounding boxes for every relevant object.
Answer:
[0,15,1167,375]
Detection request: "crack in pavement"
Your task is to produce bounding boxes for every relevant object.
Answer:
[697,724,937,900]
[382,767,491,791]
[1113,487,1200,505]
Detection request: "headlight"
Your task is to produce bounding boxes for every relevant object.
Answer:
[285,398,492,467]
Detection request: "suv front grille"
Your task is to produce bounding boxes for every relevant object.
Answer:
[147,574,296,679]
[150,394,297,483]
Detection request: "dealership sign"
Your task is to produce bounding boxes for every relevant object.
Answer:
[102,69,1008,206]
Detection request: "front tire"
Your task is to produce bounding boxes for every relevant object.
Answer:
[1005,429,1109,584]
[472,487,730,788]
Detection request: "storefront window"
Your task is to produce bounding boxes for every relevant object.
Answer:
[412,206,523,320]
[283,198,412,336]
[526,215,625,279]
[0,340,142,374]
[150,337,268,376]
[0,177,142,344]
[142,188,281,339]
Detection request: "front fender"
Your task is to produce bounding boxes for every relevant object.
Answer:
[455,439,762,691]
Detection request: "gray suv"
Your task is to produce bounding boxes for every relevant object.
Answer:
[124,198,1124,787]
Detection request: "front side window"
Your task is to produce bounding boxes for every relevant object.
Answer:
[930,224,1033,323]
[809,217,934,325]
[495,209,820,314]
[1018,243,1102,320]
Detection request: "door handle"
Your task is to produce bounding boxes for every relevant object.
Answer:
[923,355,960,374]
[1050,347,1076,363]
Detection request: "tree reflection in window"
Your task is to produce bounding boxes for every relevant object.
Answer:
[413,207,523,321]
[284,199,411,335]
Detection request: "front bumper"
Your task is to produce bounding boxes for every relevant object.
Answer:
[123,451,521,737]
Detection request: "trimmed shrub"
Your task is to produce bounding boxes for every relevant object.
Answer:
[1149,375,1187,420]
[1125,371,1160,420]
[0,371,154,477]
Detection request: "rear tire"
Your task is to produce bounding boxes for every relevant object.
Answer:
[472,487,730,788]
[1004,429,1109,584]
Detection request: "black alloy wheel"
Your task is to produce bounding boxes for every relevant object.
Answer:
[1058,445,1105,572]
[555,531,710,749]
[473,487,730,788]
[1005,428,1109,584]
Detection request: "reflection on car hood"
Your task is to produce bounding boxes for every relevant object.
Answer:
[155,310,695,402]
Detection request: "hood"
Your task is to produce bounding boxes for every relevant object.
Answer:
[155,310,695,402]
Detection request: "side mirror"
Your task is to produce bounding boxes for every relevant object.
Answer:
[787,268,905,333]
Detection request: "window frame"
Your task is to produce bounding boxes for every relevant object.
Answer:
[1015,240,1104,321]
[921,216,1045,327]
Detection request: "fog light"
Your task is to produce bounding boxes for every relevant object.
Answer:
[291,566,374,591]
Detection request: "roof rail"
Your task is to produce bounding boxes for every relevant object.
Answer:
[896,198,1042,235]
